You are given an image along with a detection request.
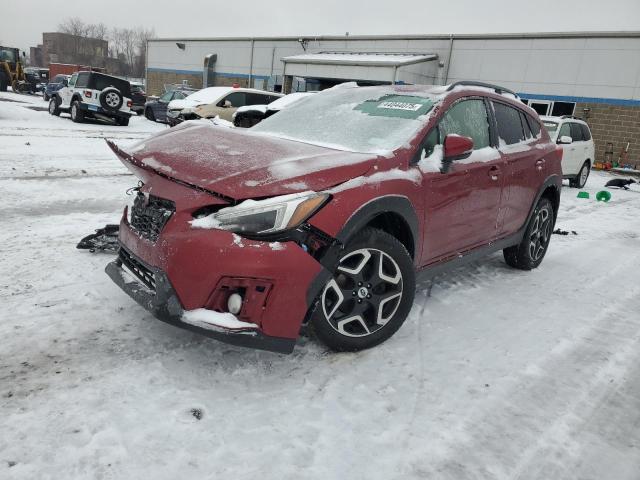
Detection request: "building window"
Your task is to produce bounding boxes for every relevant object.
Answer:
[551,101,576,117]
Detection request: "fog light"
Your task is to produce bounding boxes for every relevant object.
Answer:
[227,293,243,315]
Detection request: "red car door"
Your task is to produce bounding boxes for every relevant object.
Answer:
[419,98,505,264]
[492,102,544,236]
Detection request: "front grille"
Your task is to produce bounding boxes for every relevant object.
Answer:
[130,193,175,242]
[119,248,156,291]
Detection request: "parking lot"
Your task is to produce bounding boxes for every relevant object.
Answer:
[1,90,640,479]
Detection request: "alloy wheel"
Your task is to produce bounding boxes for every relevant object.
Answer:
[106,92,120,108]
[321,248,403,338]
[579,165,589,187]
[529,206,552,261]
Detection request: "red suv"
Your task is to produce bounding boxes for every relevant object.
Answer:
[106,81,562,353]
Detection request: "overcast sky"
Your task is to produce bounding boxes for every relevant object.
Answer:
[3,0,640,52]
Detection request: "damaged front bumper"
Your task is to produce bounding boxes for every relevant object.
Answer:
[105,248,296,354]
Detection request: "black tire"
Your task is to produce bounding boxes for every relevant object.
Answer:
[309,227,415,352]
[70,100,84,123]
[503,197,555,270]
[569,161,591,188]
[43,92,49,102]
[0,74,7,92]
[48,97,61,116]
[116,116,130,126]
[144,108,155,122]
[99,87,123,111]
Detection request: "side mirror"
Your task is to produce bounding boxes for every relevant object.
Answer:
[558,135,573,144]
[443,134,474,160]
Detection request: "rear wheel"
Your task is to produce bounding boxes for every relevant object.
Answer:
[116,116,130,126]
[70,101,84,123]
[569,161,590,188]
[503,197,554,270]
[309,228,415,351]
[48,97,60,116]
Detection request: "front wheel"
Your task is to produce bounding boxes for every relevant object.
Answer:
[503,197,554,270]
[48,97,60,116]
[309,228,415,351]
[70,101,84,123]
[569,161,590,188]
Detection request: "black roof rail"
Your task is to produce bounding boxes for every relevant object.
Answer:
[446,81,519,98]
[560,115,581,120]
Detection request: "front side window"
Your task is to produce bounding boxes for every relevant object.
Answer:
[68,73,78,88]
[558,123,571,139]
[75,72,89,88]
[220,92,247,107]
[493,102,525,145]
[439,99,491,150]
[570,123,584,142]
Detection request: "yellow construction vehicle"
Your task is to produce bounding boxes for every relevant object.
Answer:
[0,45,28,92]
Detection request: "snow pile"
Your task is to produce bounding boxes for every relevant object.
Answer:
[418,145,443,172]
[182,308,258,330]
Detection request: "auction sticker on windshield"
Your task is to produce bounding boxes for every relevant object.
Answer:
[355,95,434,119]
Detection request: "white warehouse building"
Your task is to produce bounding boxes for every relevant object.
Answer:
[146,32,640,167]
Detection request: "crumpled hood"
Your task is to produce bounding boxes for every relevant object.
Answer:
[115,121,377,200]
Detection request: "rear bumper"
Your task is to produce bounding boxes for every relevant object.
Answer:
[79,102,131,119]
[106,249,296,354]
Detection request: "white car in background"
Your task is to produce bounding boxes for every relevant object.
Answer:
[166,86,282,126]
[542,115,595,188]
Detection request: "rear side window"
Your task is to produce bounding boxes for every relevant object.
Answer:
[439,99,491,150]
[88,74,132,97]
[580,124,591,141]
[526,113,541,137]
[493,102,525,145]
[519,112,533,139]
[570,123,584,141]
[75,72,90,88]
[246,93,273,105]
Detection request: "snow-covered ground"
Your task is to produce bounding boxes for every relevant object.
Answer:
[1,90,640,480]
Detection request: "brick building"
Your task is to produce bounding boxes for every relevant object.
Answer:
[147,32,640,167]
[30,32,127,75]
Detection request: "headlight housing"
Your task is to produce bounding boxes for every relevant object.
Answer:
[192,191,330,235]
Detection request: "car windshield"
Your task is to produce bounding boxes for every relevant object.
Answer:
[252,86,436,154]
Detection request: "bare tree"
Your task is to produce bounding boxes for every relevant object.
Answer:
[58,17,88,37]
[86,23,109,41]
[135,27,155,77]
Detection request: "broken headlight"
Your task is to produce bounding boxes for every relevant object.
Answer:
[196,191,329,235]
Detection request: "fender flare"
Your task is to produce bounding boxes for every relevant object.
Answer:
[305,194,420,307]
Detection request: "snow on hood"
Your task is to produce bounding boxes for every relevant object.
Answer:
[117,122,377,200]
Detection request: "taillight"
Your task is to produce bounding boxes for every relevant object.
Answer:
[127,100,132,107]
[84,90,92,98]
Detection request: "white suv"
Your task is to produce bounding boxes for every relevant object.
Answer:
[542,116,595,188]
[48,71,133,126]
[166,86,282,126]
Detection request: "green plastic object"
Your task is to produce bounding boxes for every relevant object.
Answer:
[596,190,612,202]
[577,191,590,199]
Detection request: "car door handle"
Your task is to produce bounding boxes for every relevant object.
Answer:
[488,165,501,181]
[535,159,546,171]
